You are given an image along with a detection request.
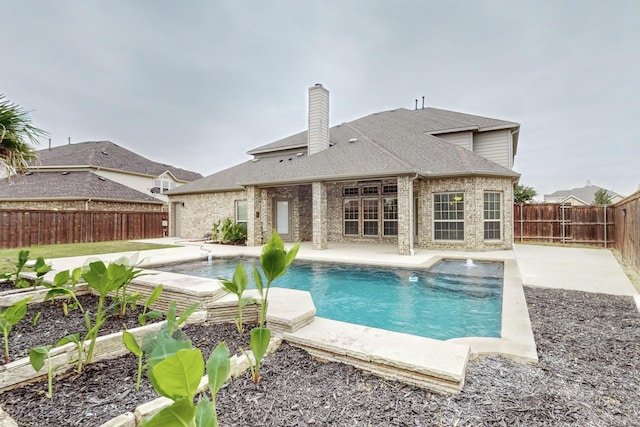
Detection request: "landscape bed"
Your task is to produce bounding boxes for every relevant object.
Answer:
[1,287,638,426]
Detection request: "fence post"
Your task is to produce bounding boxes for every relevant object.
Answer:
[519,203,523,242]
[604,205,607,248]
[561,204,566,244]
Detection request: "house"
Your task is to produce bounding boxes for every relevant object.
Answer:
[0,140,202,212]
[167,84,521,254]
[544,182,624,206]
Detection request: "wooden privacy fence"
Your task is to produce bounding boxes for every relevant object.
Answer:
[0,210,168,249]
[612,193,640,275]
[513,203,615,247]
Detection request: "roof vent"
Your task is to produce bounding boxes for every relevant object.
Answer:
[251,158,260,162]
[61,171,69,175]
[348,138,358,143]
[98,176,106,181]
[101,151,108,155]
[296,152,304,157]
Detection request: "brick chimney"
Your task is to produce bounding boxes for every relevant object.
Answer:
[308,83,329,155]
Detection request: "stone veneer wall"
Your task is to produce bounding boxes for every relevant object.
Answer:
[416,176,514,250]
[0,200,164,212]
[168,191,245,239]
[170,176,513,250]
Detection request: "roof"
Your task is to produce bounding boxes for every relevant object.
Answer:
[0,171,163,203]
[544,184,623,204]
[247,107,519,155]
[169,107,519,195]
[31,141,202,182]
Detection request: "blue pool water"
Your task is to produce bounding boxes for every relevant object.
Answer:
[158,258,503,340]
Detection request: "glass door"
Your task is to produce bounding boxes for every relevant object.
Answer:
[274,200,292,240]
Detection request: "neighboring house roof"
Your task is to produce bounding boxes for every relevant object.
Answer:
[31,140,202,182]
[169,107,519,195]
[0,171,163,203]
[544,184,623,204]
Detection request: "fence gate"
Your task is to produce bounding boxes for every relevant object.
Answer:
[514,203,615,247]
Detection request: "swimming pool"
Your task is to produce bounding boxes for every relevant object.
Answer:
[158,258,503,340]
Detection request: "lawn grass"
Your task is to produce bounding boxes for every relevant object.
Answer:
[0,241,179,272]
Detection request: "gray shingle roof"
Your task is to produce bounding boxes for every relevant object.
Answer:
[247,107,518,155]
[32,141,202,182]
[169,107,520,195]
[544,184,623,204]
[0,171,163,203]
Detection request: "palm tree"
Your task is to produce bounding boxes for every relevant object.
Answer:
[0,94,48,176]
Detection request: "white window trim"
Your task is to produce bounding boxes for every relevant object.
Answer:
[483,192,502,241]
[433,192,465,241]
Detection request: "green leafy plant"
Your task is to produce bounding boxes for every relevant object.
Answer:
[122,330,145,391]
[254,230,300,328]
[243,230,299,384]
[211,220,222,243]
[80,260,133,368]
[28,345,54,398]
[57,333,84,373]
[0,249,32,288]
[221,218,247,244]
[108,254,150,318]
[246,327,270,384]
[0,296,32,363]
[142,342,231,427]
[43,269,85,315]
[31,257,52,290]
[29,334,79,397]
[219,263,253,333]
[138,285,164,326]
[31,311,41,326]
[144,302,198,369]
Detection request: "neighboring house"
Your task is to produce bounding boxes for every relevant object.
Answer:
[167,84,521,254]
[0,140,202,212]
[544,182,624,206]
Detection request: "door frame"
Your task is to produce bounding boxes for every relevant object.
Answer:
[273,199,292,241]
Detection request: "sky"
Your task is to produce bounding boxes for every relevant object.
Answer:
[2,1,639,199]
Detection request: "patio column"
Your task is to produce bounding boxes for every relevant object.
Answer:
[312,181,328,250]
[246,185,261,246]
[397,175,412,255]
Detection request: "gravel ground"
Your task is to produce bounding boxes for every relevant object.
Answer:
[1,286,639,426]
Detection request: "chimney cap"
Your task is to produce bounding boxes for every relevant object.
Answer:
[314,83,323,87]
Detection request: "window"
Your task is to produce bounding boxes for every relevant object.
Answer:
[362,199,379,236]
[382,184,398,194]
[361,186,379,195]
[152,174,175,194]
[236,200,248,231]
[484,192,501,240]
[343,187,358,196]
[383,197,398,236]
[433,192,464,241]
[344,200,359,235]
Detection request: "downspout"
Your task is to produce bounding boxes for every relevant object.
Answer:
[408,173,419,255]
[85,199,92,210]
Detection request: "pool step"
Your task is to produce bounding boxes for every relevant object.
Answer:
[284,317,470,395]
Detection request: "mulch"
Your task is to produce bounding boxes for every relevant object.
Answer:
[0,287,639,426]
